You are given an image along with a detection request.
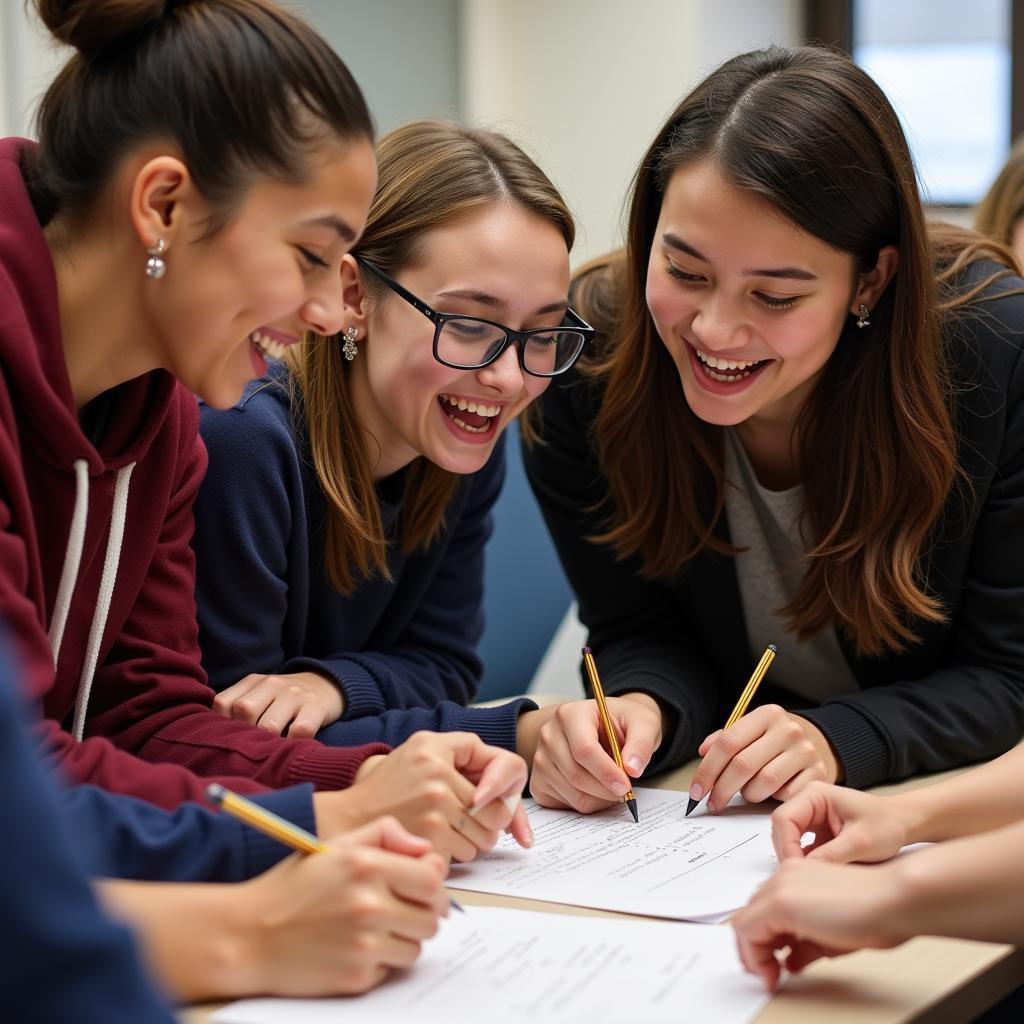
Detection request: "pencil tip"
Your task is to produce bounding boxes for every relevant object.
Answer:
[626,797,639,823]
[684,795,699,817]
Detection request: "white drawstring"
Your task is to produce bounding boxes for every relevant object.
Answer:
[70,462,135,741]
[47,459,89,664]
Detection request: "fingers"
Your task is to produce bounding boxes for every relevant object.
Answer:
[533,715,625,807]
[212,674,274,725]
[469,748,529,811]
[336,815,434,858]
[732,909,788,992]
[286,706,329,739]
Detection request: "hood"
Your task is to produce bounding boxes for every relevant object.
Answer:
[0,138,175,474]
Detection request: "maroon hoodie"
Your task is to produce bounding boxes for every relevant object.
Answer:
[0,139,387,808]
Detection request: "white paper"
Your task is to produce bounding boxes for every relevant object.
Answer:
[212,906,770,1024]
[447,787,777,920]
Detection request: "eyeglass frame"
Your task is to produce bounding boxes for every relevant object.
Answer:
[355,256,594,378]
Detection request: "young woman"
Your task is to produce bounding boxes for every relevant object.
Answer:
[194,119,588,753]
[731,749,1024,990]
[519,46,1024,815]
[1,0,529,861]
[976,134,1024,266]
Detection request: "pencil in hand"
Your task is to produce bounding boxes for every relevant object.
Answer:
[685,644,777,817]
[581,646,639,823]
[206,783,464,911]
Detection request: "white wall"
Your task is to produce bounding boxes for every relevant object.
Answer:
[0,3,68,138]
[460,0,803,265]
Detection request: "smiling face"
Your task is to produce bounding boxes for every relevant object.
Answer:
[346,203,571,479]
[646,159,866,436]
[148,139,377,409]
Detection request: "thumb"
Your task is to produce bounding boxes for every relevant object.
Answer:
[339,815,433,858]
[620,718,659,778]
[804,826,863,865]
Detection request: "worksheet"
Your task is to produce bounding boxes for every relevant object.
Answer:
[447,788,776,920]
[212,906,771,1024]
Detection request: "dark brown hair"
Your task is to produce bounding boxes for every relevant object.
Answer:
[29,0,373,227]
[287,119,574,594]
[582,45,1015,657]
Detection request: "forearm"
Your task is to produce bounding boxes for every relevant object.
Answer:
[892,817,1024,945]
[895,740,1024,844]
[96,879,252,1003]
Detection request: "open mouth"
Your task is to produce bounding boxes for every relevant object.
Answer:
[249,328,298,362]
[692,345,771,384]
[437,393,501,435]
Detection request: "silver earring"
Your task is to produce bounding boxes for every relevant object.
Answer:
[145,239,167,279]
[856,303,871,329]
[342,325,359,362]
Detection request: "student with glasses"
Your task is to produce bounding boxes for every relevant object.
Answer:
[193,119,590,775]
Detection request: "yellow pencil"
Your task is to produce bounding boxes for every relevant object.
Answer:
[582,646,639,823]
[206,783,464,910]
[685,644,777,816]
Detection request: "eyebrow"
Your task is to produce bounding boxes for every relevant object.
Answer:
[300,214,356,243]
[662,232,818,282]
[437,288,569,317]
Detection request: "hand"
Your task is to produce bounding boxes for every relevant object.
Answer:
[731,858,908,991]
[523,693,663,814]
[689,705,840,813]
[315,731,532,863]
[771,780,910,864]
[212,670,344,738]
[233,816,448,997]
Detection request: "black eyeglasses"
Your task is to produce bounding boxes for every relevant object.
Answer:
[356,257,593,377]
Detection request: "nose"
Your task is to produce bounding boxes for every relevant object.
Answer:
[690,292,750,352]
[475,341,525,394]
[297,279,345,337]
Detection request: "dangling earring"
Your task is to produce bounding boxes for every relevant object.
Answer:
[145,239,167,279]
[856,303,871,329]
[342,325,359,362]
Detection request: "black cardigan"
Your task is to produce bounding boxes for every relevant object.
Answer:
[524,267,1024,788]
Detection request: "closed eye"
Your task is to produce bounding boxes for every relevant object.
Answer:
[666,263,704,283]
[297,246,329,269]
[755,292,799,310]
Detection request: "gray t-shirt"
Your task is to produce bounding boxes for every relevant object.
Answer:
[723,429,859,702]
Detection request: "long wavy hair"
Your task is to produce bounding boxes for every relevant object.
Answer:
[286,120,574,594]
[581,45,1016,657]
[975,134,1024,250]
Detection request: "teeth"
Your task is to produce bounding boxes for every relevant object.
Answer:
[249,330,288,361]
[695,349,762,372]
[449,415,490,434]
[440,394,501,418]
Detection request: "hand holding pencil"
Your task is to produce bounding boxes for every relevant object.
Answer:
[686,644,843,814]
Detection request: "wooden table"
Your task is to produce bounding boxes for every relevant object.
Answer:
[181,759,1024,1023]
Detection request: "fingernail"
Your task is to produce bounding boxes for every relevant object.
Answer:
[689,783,703,801]
[610,779,628,796]
[503,794,520,815]
[627,756,643,773]
[523,820,534,846]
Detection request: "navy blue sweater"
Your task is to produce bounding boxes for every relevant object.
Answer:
[194,373,534,752]
[0,644,174,1023]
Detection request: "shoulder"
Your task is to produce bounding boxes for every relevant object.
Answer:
[943,262,1024,401]
[199,371,298,454]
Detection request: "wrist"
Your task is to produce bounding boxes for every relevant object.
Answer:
[354,752,386,783]
[206,884,259,1000]
[312,788,365,839]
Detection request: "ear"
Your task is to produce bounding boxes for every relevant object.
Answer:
[851,245,899,315]
[127,155,194,253]
[339,254,371,335]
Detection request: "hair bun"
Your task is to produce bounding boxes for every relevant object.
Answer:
[33,0,167,56]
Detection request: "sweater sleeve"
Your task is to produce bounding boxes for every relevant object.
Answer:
[522,371,722,774]
[0,644,174,1024]
[65,392,389,808]
[317,697,537,753]
[63,782,316,883]
[796,325,1024,789]
[292,439,505,717]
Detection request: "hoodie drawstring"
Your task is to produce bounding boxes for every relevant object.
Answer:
[47,459,89,663]
[48,458,136,741]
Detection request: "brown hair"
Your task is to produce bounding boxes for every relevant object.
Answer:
[976,134,1024,247]
[581,45,1016,657]
[28,0,373,229]
[287,119,574,594]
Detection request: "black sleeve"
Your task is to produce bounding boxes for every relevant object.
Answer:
[522,370,724,774]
